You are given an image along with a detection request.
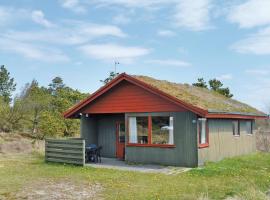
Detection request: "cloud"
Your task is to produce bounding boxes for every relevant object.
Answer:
[157,30,176,37]
[0,38,69,62]
[173,0,212,31]
[79,43,150,63]
[231,26,270,55]
[91,0,213,31]
[145,59,191,67]
[0,6,28,26]
[216,74,232,80]
[245,69,270,76]
[59,0,87,14]
[228,0,270,28]
[31,10,55,28]
[113,14,131,25]
[3,21,127,45]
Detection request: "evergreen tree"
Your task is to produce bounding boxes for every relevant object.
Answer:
[0,65,16,103]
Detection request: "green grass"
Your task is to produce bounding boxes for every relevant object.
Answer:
[1,152,270,199]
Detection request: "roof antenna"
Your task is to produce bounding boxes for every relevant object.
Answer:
[114,61,120,74]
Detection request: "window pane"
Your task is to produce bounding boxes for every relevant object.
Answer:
[137,117,148,144]
[246,121,252,134]
[232,121,239,136]
[129,117,137,143]
[198,119,207,144]
[128,117,148,144]
[152,116,174,144]
[119,122,125,143]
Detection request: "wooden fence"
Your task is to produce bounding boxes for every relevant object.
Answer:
[45,138,85,166]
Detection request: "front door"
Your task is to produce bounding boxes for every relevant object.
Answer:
[116,122,125,160]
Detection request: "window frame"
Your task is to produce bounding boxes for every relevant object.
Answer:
[197,118,209,148]
[232,120,240,137]
[127,115,176,148]
[245,120,253,135]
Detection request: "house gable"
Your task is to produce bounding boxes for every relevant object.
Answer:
[81,80,186,114]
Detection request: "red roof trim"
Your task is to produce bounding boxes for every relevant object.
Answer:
[64,73,207,118]
[63,73,267,119]
[206,113,268,119]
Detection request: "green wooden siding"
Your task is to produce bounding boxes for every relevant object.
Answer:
[81,114,124,158]
[125,111,198,167]
[45,138,85,166]
[97,114,124,158]
[198,119,256,165]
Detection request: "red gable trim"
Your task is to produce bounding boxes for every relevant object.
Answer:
[63,73,207,118]
[63,73,267,119]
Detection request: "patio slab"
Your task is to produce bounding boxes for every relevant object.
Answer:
[85,157,191,175]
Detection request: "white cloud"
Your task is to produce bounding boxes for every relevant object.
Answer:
[59,0,87,14]
[231,26,270,55]
[228,0,270,28]
[91,0,213,31]
[216,74,232,80]
[157,30,176,37]
[3,21,127,45]
[79,43,150,63]
[113,14,131,25]
[245,69,270,76]
[31,10,55,28]
[0,38,69,62]
[145,59,191,67]
[173,0,212,31]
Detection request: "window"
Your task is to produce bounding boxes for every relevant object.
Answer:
[128,115,175,147]
[152,116,174,145]
[246,120,253,134]
[128,116,148,144]
[232,120,240,136]
[198,118,208,148]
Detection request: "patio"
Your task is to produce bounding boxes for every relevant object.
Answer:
[85,157,191,175]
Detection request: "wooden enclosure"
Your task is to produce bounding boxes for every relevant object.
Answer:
[45,138,85,166]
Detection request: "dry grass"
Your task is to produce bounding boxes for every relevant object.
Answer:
[134,75,264,115]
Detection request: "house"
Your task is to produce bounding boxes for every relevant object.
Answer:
[64,73,268,167]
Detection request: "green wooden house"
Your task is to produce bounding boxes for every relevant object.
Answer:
[64,73,268,167]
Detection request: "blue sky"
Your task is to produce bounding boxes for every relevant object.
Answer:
[1,0,270,112]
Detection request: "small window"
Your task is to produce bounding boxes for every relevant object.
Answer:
[128,116,148,144]
[246,121,253,134]
[198,118,208,148]
[232,120,239,136]
[152,116,174,145]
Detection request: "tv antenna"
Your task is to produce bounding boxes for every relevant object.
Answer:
[114,61,120,73]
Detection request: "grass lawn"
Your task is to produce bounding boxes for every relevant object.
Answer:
[1,152,270,199]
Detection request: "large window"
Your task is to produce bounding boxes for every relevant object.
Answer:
[232,120,240,136]
[198,118,208,148]
[128,115,174,147]
[152,116,174,145]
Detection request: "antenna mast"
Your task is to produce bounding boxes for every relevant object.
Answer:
[114,61,120,73]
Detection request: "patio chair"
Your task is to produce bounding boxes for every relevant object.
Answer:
[96,146,102,163]
[85,144,97,163]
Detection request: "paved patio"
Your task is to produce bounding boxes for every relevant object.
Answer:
[85,157,191,175]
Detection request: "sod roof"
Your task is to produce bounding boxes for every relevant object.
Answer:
[133,75,265,116]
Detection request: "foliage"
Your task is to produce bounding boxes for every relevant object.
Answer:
[192,77,233,98]
[1,152,270,199]
[0,65,87,138]
[100,71,119,85]
[209,79,233,98]
[0,65,16,103]
[192,78,208,88]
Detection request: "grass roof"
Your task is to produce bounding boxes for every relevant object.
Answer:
[133,75,265,116]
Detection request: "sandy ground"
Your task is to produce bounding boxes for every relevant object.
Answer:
[14,179,103,200]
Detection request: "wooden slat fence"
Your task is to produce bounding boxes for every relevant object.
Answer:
[45,138,85,166]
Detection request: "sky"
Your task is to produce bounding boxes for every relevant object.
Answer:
[0,0,270,112]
